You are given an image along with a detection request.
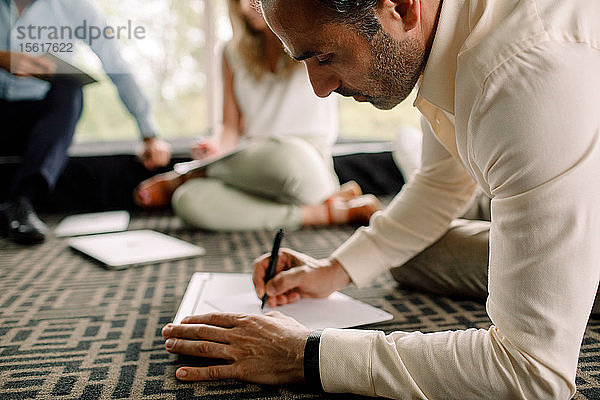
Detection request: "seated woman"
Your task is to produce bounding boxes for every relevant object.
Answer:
[134,0,379,231]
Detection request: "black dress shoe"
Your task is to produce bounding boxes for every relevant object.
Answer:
[0,197,48,244]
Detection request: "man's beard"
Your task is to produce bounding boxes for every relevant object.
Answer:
[336,28,426,110]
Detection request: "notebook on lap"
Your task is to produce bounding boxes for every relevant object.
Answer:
[173,139,254,174]
[36,53,98,86]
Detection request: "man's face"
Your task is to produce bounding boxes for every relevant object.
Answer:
[262,0,426,110]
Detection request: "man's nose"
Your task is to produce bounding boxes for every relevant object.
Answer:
[305,63,340,98]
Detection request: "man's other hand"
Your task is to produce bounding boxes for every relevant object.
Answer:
[0,52,56,76]
[141,137,172,170]
[162,312,310,384]
[253,248,352,308]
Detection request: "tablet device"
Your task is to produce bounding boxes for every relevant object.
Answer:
[174,272,393,330]
[69,230,205,270]
[35,53,98,86]
[173,139,254,174]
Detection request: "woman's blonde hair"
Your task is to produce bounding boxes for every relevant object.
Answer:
[227,0,298,79]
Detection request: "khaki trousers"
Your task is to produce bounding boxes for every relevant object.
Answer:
[391,191,600,314]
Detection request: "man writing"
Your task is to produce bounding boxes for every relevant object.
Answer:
[0,0,172,244]
[162,0,600,397]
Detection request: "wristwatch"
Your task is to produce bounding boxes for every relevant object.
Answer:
[304,329,323,392]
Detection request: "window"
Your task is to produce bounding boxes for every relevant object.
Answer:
[75,0,230,142]
[337,91,419,141]
[74,0,418,143]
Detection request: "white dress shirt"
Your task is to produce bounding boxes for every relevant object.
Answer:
[326,0,600,398]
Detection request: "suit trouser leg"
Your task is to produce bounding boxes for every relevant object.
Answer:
[1,79,83,200]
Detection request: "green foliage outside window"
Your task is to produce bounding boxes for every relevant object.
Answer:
[74,0,419,143]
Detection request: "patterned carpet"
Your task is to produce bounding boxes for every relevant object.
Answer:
[1,212,599,400]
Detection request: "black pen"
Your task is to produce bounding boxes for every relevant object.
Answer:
[261,228,284,309]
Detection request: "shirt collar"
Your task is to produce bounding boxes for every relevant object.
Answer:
[416,0,471,115]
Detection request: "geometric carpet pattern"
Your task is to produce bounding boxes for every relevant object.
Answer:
[1,212,599,399]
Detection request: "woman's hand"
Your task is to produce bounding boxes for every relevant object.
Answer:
[253,248,352,308]
[191,136,221,160]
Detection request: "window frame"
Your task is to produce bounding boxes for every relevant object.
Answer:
[71,0,221,156]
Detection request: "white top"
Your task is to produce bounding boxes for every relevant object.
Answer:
[224,44,338,147]
[327,0,600,398]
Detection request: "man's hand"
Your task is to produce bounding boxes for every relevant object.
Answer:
[253,248,352,308]
[162,311,310,384]
[141,137,172,170]
[0,52,56,76]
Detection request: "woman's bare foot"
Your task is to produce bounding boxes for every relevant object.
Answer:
[134,167,207,209]
[327,194,380,225]
[301,192,380,226]
[134,171,185,209]
[329,180,362,202]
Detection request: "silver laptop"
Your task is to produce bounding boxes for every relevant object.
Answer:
[55,211,130,237]
[69,230,205,270]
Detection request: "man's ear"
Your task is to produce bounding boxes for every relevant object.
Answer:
[377,0,420,33]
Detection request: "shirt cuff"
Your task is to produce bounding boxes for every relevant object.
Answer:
[320,328,377,396]
[331,227,389,288]
[304,330,323,392]
[136,113,158,139]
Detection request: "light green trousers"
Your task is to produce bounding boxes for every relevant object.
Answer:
[172,136,339,231]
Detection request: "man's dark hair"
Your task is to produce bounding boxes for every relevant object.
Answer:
[259,0,381,38]
[317,0,380,38]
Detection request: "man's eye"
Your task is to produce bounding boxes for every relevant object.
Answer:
[316,54,333,65]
